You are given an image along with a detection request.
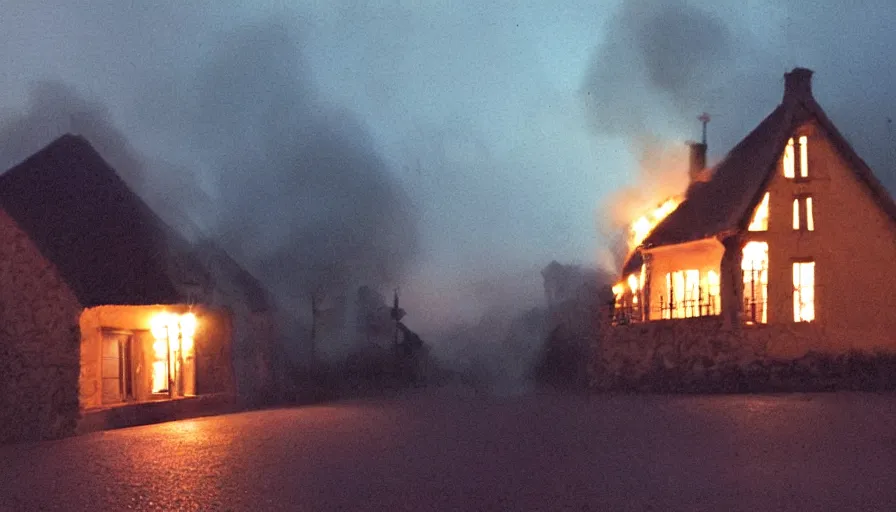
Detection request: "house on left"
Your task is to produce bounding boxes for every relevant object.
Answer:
[0,134,277,444]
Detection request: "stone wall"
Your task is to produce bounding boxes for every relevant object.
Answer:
[593,314,896,392]
[0,210,83,443]
[185,243,279,403]
[193,307,237,395]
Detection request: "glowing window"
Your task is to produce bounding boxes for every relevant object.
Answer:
[663,269,702,318]
[806,197,814,231]
[783,138,795,178]
[702,270,721,316]
[748,192,770,231]
[793,196,815,231]
[672,270,685,318]
[799,135,809,178]
[742,241,769,324]
[793,261,815,322]
[149,312,197,397]
[663,273,672,319]
[783,136,808,179]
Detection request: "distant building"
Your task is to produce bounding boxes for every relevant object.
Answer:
[542,261,608,310]
[610,68,896,356]
[0,134,275,443]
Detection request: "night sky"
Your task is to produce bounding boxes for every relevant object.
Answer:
[1,0,894,335]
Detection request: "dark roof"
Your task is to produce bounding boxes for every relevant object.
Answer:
[0,134,185,306]
[195,240,271,313]
[640,69,896,249]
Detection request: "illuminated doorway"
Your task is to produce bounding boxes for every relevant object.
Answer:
[149,313,197,398]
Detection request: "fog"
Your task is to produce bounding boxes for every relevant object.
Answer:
[1,1,894,371]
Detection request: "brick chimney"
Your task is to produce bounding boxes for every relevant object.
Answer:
[783,67,814,103]
[688,141,707,183]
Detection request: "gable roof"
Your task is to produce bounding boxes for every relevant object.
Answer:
[194,239,272,313]
[639,68,896,250]
[0,134,187,306]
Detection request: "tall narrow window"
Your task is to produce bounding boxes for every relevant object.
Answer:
[799,135,809,178]
[783,138,795,178]
[663,273,672,320]
[672,270,685,318]
[684,269,700,318]
[793,261,815,322]
[805,197,814,230]
[748,192,770,231]
[793,195,815,231]
[742,241,769,324]
[700,270,721,316]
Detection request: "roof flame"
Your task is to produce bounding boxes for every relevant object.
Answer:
[628,197,682,250]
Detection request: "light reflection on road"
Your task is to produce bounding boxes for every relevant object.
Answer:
[0,391,893,511]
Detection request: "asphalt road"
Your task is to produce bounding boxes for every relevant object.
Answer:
[1,388,894,511]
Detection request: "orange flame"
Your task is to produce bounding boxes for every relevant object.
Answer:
[628,197,682,249]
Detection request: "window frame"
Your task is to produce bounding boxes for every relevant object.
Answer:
[783,135,811,181]
[792,194,815,232]
[792,258,816,323]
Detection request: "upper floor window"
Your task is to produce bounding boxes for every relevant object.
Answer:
[792,195,815,231]
[748,192,770,231]
[783,136,809,179]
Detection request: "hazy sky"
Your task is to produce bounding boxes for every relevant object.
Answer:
[1,1,894,333]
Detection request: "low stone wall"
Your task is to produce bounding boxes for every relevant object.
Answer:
[592,316,896,392]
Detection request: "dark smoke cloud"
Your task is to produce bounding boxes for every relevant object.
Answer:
[582,0,737,144]
[184,22,419,304]
[0,20,418,330]
[584,0,896,185]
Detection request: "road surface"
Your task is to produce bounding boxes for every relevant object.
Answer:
[1,388,894,511]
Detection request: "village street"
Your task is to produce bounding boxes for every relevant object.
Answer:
[0,389,894,511]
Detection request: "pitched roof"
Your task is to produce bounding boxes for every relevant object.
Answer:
[0,134,186,306]
[639,68,896,249]
[194,239,272,313]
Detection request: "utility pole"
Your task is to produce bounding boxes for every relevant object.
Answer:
[391,288,401,366]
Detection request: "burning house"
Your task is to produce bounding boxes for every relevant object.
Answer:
[0,134,276,443]
[609,68,896,356]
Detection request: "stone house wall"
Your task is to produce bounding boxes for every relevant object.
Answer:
[747,120,896,344]
[189,247,278,402]
[0,210,83,443]
[194,307,237,395]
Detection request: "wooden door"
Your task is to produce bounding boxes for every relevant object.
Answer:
[101,332,133,404]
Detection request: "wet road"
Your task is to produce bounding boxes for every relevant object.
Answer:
[1,389,895,511]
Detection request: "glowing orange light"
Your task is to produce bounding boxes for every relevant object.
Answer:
[748,192,769,231]
[627,273,639,293]
[149,311,199,394]
[150,313,170,339]
[629,198,682,249]
[180,313,197,338]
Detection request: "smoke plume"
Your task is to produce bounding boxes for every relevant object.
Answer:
[184,22,419,307]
